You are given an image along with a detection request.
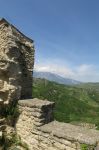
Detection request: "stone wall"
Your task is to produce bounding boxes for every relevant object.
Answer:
[16,98,99,150]
[16,98,55,149]
[0,18,34,107]
[0,18,34,143]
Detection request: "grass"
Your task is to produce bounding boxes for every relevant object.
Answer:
[33,78,99,128]
[1,133,29,150]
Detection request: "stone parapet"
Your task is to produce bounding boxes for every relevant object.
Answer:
[16,98,55,149]
[17,98,55,128]
[16,98,99,150]
[39,121,99,148]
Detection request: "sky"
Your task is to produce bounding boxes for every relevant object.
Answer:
[0,0,99,82]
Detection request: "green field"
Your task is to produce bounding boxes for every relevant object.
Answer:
[33,78,99,128]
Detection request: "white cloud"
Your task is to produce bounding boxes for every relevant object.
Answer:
[76,64,93,73]
[34,60,99,82]
[73,64,99,82]
[34,62,74,77]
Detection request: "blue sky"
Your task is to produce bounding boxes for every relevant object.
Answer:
[1,0,99,82]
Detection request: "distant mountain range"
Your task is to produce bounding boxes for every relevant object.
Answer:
[33,71,81,85]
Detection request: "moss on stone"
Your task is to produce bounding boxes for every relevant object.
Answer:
[81,143,95,150]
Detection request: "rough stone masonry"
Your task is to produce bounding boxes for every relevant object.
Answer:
[1,18,99,150]
[0,18,34,106]
[0,18,34,143]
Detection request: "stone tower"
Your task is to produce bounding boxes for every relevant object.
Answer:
[0,18,34,107]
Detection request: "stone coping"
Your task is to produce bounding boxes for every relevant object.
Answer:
[0,18,33,43]
[39,121,99,145]
[18,98,55,109]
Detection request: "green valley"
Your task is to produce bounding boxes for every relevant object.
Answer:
[33,78,99,128]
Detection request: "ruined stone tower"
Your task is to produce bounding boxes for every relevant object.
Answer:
[0,18,34,107]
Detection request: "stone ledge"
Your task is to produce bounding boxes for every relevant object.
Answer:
[39,121,99,145]
[18,98,55,109]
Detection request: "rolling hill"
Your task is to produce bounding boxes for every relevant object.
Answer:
[33,78,99,129]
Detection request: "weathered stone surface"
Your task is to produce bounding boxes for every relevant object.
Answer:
[16,99,99,150]
[0,18,34,147]
[39,121,99,145]
[18,98,55,108]
[0,18,34,107]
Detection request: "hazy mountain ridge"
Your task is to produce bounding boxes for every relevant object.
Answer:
[33,71,81,85]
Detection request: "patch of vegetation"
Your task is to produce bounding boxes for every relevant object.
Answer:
[1,133,29,150]
[33,78,99,128]
[0,102,21,149]
[75,82,99,91]
[80,144,95,150]
[2,103,20,127]
[81,144,88,150]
